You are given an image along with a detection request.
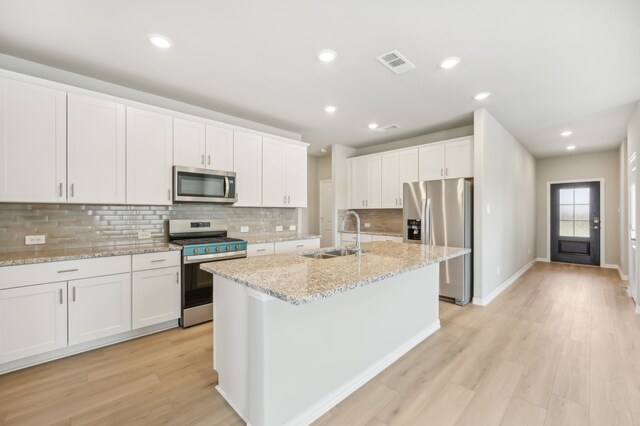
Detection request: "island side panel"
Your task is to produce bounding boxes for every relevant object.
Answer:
[250,264,440,426]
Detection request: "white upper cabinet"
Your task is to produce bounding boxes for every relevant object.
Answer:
[444,137,474,179]
[419,137,473,181]
[67,94,126,204]
[381,149,418,208]
[233,131,262,207]
[173,118,206,169]
[349,155,381,209]
[206,125,234,171]
[418,143,446,181]
[126,107,173,205]
[262,137,308,208]
[0,78,66,203]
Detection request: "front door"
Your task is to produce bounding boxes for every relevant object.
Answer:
[550,182,601,265]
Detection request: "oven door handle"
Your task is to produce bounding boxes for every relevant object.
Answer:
[183,251,247,264]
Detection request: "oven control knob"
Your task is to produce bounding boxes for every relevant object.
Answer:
[228,245,233,251]
[216,246,222,252]
[205,247,211,253]
[194,248,200,254]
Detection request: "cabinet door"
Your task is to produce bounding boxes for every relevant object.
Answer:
[445,137,474,178]
[418,144,445,181]
[0,282,67,363]
[205,125,234,171]
[350,157,367,209]
[173,118,206,168]
[132,267,180,329]
[247,243,275,257]
[67,94,126,204]
[126,107,173,205]
[261,137,287,207]
[381,153,399,208]
[68,273,131,345]
[274,238,320,254]
[233,131,262,207]
[0,78,66,202]
[285,144,308,207]
[397,149,419,207]
[366,156,382,208]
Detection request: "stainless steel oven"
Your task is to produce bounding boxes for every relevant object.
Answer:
[173,166,237,203]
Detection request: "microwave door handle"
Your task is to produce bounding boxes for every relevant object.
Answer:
[224,176,230,198]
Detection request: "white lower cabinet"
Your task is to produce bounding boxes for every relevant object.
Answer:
[0,282,67,364]
[372,235,403,243]
[341,233,374,244]
[274,238,320,254]
[68,273,131,346]
[247,242,275,257]
[132,266,181,329]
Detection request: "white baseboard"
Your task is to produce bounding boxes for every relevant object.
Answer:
[473,259,537,306]
[602,263,619,270]
[283,320,441,426]
[536,257,549,262]
[216,385,252,426]
[618,266,629,281]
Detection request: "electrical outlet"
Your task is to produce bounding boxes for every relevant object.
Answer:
[240,226,249,233]
[138,230,151,240]
[276,225,283,232]
[25,235,46,245]
[289,225,297,231]
[364,223,371,228]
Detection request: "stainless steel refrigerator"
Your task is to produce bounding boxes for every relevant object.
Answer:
[403,178,473,305]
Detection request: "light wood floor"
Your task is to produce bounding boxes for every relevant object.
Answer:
[1,262,638,425]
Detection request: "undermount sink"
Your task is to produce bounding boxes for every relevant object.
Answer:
[301,248,364,260]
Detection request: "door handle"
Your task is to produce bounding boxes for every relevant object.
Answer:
[57,269,79,273]
[59,288,63,304]
[59,182,63,197]
[70,183,75,197]
[440,168,443,177]
[288,195,290,204]
[201,154,205,165]
[168,189,171,200]
[176,271,179,283]
[72,286,76,302]
[593,226,600,230]
[208,155,211,165]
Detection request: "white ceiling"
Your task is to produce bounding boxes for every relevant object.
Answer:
[0,0,638,157]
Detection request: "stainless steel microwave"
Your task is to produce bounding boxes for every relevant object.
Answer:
[173,166,237,203]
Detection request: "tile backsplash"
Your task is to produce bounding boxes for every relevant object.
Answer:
[338,209,402,234]
[0,203,299,253]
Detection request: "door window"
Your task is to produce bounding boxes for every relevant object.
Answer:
[559,187,590,238]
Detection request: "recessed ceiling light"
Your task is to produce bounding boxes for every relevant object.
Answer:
[324,105,337,113]
[561,130,573,137]
[318,49,337,62]
[440,57,461,69]
[320,148,327,153]
[566,145,576,150]
[148,33,173,49]
[474,92,491,101]
[368,123,379,130]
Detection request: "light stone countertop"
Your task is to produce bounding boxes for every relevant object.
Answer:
[340,230,403,237]
[240,234,322,244]
[201,241,470,305]
[0,242,181,267]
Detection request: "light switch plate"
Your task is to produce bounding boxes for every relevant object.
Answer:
[289,225,297,231]
[138,230,152,239]
[240,226,249,233]
[25,235,46,245]
[364,223,371,228]
[276,225,283,232]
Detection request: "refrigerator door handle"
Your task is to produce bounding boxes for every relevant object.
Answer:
[421,197,431,245]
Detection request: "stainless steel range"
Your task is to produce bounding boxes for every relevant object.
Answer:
[168,220,247,327]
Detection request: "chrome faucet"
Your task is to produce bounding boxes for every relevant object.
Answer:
[340,210,363,256]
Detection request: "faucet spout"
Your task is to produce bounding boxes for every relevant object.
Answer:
[340,211,362,256]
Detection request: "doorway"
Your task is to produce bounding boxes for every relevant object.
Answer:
[550,181,601,265]
[319,180,333,248]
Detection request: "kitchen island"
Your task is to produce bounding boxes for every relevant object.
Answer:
[201,241,469,426]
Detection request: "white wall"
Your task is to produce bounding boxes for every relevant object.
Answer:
[331,144,357,243]
[535,150,620,266]
[620,140,628,276]
[355,125,473,156]
[473,109,536,304]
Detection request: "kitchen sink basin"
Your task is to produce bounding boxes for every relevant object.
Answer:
[301,248,364,260]
[301,253,339,260]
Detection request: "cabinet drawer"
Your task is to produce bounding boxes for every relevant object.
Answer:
[0,256,131,291]
[132,251,181,272]
[274,238,320,254]
[372,235,403,243]
[247,243,274,257]
[341,233,373,244]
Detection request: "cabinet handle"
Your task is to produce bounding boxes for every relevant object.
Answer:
[440,168,443,176]
[399,197,402,205]
[168,190,171,200]
[256,249,267,252]
[201,154,205,165]
[395,198,398,206]
[296,244,304,248]
[57,268,79,273]
[70,183,75,197]
[208,155,211,165]
[366,200,368,207]
[151,259,166,263]
[287,195,290,204]
[362,200,365,207]
[59,182,63,197]
[72,286,76,302]
[284,195,287,204]
[59,288,63,304]
[176,271,179,283]
[446,168,448,176]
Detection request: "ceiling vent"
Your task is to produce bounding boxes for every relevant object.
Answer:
[376,50,416,74]
[374,124,401,133]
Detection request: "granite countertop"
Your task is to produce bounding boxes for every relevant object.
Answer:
[240,234,322,244]
[0,242,181,267]
[340,230,403,237]
[201,241,469,305]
